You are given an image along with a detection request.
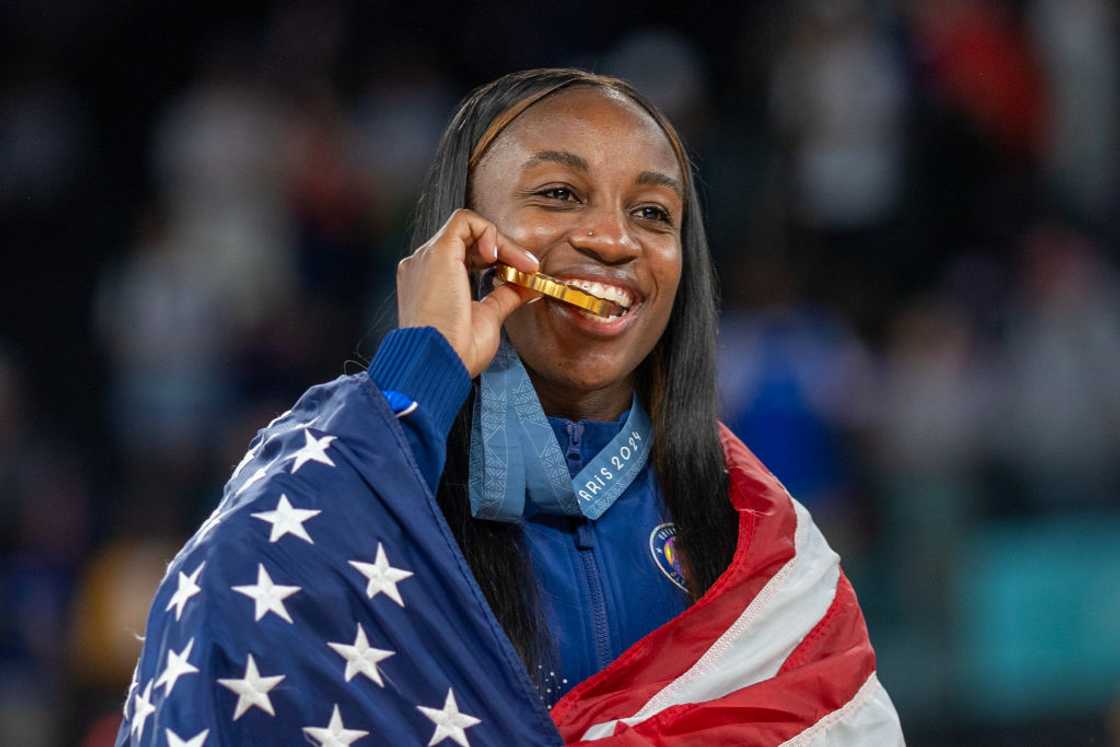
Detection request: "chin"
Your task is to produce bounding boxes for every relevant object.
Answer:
[532,354,636,396]
[506,313,652,406]
[553,366,623,394]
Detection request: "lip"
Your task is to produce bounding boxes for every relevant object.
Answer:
[544,295,645,339]
[538,266,648,339]
[545,267,647,307]
[524,265,649,338]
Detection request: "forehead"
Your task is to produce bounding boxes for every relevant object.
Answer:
[481,87,682,180]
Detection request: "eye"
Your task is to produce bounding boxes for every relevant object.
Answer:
[635,205,673,224]
[537,187,579,202]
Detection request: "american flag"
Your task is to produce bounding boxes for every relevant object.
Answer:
[117,373,903,746]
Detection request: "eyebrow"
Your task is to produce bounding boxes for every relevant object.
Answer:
[522,150,589,172]
[521,150,683,198]
[637,170,683,198]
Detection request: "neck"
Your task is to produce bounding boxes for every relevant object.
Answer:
[528,370,633,422]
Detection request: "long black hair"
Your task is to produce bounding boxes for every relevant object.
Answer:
[409,68,737,676]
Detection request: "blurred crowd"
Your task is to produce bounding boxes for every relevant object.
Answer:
[2,1,1119,745]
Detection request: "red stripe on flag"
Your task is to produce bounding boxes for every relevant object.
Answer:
[572,574,876,745]
[551,426,801,742]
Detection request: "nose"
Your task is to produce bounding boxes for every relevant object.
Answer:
[569,206,640,265]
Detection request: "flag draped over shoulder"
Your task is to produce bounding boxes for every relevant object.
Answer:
[117,374,903,747]
[550,428,904,745]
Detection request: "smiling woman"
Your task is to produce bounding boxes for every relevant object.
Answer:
[395,73,735,691]
[116,69,903,747]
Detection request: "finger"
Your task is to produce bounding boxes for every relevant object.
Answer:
[481,222,498,263]
[492,230,540,273]
[433,209,493,262]
[436,209,539,273]
[463,225,539,273]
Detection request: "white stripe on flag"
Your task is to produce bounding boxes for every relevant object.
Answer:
[778,672,905,747]
[581,497,841,741]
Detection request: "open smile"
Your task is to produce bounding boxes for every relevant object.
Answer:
[545,275,646,337]
[561,278,637,318]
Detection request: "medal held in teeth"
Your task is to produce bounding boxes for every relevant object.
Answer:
[493,263,626,317]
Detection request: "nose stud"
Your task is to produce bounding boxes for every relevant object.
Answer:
[587,230,594,237]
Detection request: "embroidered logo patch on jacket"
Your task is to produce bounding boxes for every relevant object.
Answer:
[649,522,688,592]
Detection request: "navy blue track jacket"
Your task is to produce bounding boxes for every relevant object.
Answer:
[370,327,689,705]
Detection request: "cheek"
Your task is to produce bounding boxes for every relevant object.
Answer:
[494,210,572,255]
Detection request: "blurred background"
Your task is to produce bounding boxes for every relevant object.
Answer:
[2,0,1119,744]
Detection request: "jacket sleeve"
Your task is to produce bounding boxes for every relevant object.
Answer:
[368,327,472,493]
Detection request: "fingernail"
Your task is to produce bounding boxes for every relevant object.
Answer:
[527,295,543,304]
[525,250,540,267]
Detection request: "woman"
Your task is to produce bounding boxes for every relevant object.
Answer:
[117,69,903,746]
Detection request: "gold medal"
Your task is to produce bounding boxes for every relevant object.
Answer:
[493,264,621,317]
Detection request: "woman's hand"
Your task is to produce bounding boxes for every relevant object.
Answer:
[396,208,541,378]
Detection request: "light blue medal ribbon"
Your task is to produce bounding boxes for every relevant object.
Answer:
[468,338,652,522]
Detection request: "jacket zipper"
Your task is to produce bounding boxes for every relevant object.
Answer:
[577,524,612,669]
[566,421,612,669]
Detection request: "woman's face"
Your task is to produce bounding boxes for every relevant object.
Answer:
[470,87,684,416]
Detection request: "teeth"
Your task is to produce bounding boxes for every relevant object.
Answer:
[577,308,625,323]
[563,279,635,308]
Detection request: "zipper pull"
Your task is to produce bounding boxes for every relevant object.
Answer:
[565,421,584,473]
[575,520,596,549]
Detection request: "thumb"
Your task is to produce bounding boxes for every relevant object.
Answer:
[477,283,539,325]
[466,285,540,376]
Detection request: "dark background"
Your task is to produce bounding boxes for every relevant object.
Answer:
[2,1,1119,744]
